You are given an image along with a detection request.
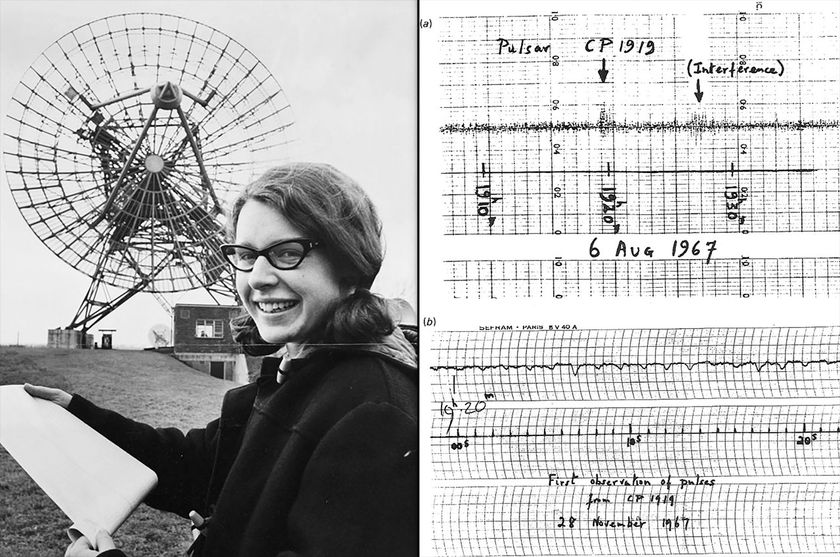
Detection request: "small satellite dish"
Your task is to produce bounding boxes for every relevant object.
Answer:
[147,324,171,348]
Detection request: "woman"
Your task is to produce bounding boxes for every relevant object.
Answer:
[27,163,418,557]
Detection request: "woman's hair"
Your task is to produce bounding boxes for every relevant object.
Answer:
[227,163,395,355]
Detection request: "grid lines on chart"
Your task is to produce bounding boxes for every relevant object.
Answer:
[430,327,840,401]
[432,484,839,556]
[438,12,840,236]
[428,327,840,555]
[432,405,840,480]
[444,256,840,299]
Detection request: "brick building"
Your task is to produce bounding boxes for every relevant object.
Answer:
[173,303,248,383]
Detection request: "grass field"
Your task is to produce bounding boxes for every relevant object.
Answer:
[0,346,236,557]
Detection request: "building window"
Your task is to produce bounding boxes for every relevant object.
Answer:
[195,319,223,338]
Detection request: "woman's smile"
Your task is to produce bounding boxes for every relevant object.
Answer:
[255,300,299,314]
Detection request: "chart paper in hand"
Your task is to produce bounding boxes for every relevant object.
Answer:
[0,385,158,543]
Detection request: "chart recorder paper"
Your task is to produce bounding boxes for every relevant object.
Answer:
[0,385,157,544]
[419,0,840,555]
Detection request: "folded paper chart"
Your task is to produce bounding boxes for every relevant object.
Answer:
[0,385,158,543]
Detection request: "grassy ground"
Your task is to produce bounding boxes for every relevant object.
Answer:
[0,346,236,557]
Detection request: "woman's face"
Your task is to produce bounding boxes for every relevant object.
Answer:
[235,200,348,351]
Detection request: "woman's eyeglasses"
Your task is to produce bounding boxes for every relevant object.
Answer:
[220,239,320,271]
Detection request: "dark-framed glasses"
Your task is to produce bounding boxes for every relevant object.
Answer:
[220,239,320,271]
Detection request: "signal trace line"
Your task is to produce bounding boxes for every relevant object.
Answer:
[430,327,840,401]
[441,116,840,135]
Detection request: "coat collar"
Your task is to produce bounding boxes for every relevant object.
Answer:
[258,326,418,383]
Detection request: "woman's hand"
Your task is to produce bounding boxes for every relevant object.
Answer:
[23,383,72,409]
[64,530,117,557]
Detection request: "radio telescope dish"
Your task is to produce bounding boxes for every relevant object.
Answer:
[147,323,172,348]
[4,13,295,340]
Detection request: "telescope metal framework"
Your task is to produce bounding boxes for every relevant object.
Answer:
[4,13,295,339]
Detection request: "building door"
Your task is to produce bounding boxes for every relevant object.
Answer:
[210,361,225,379]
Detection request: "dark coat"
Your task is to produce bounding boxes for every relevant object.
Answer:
[67,344,418,556]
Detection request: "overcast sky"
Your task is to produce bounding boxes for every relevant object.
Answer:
[0,0,417,348]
